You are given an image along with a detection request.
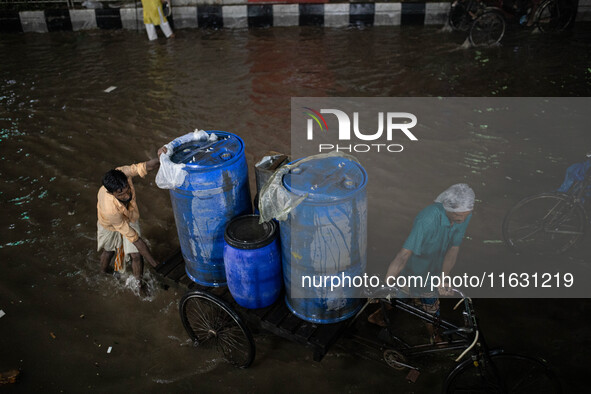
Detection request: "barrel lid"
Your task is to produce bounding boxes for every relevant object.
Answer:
[282,156,367,202]
[224,214,278,250]
[170,131,244,168]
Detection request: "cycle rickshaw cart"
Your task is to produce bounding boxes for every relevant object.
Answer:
[448,0,577,46]
[156,142,561,392]
[157,253,562,393]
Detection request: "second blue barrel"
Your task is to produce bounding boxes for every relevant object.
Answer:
[223,214,282,309]
[169,131,251,286]
[280,155,367,324]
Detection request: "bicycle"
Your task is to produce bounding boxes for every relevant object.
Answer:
[448,0,577,46]
[351,287,561,393]
[502,153,591,255]
[176,277,562,392]
[449,0,507,46]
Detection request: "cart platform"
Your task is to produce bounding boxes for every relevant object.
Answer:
[155,249,351,362]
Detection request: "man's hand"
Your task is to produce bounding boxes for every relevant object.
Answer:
[146,146,167,172]
[437,285,455,296]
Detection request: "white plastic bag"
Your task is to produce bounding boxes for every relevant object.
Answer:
[155,129,217,189]
[257,151,359,223]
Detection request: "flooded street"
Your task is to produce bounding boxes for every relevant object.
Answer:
[1,24,591,392]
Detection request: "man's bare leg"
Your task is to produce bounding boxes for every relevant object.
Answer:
[130,252,143,280]
[426,322,443,343]
[100,250,115,273]
[130,252,146,295]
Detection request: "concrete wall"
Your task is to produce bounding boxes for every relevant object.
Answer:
[1,1,588,33]
[1,2,436,32]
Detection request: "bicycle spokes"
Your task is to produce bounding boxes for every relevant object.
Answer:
[502,193,585,255]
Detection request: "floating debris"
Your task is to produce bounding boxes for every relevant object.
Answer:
[0,310,5,319]
[483,240,503,244]
[50,332,56,339]
[0,369,20,385]
[107,346,112,354]
[104,86,117,93]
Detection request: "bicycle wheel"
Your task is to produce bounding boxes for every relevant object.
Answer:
[449,0,472,32]
[469,10,506,46]
[179,290,255,368]
[535,0,576,33]
[502,192,586,255]
[443,353,561,393]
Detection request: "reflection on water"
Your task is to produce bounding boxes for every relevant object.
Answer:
[460,151,501,174]
[1,25,591,392]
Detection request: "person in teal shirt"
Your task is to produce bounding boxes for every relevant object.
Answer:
[370,184,475,342]
[399,199,471,292]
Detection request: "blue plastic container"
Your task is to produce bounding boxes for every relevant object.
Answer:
[223,214,282,309]
[280,156,367,324]
[169,131,251,286]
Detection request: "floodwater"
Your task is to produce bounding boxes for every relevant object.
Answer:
[1,24,591,393]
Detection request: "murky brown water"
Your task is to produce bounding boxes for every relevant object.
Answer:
[1,25,591,392]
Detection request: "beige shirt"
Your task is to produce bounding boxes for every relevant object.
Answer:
[97,162,148,243]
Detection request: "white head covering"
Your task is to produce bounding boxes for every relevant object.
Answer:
[434,183,475,212]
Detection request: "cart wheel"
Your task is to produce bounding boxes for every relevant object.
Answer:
[443,353,561,393]
[179,290,255,368]
[469,10,506,46]
[383,349,407,371]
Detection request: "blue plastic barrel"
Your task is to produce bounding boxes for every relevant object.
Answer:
[169,131,251,286]
[223,214,282,308]
[280,156,367,324]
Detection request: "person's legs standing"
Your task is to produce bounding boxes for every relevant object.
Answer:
[100,251,115,273]
[157,6,174,38]
[97,221,120,273]
[160,22,174,38]
[145,23,157,41]
[414,296,442,342]
[129,253,144,280]
[122,222,143,281]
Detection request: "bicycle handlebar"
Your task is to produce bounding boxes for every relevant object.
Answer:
[365,286,469,301]
[450,287,467,299]
[442,326,474,336]
[455,330,480,362]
